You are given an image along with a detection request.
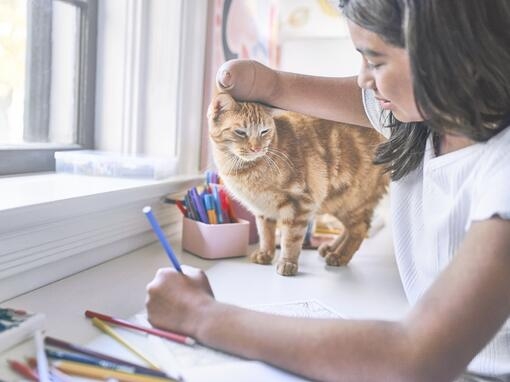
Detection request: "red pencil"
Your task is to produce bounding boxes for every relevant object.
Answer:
[7,359,39,381]
[175,200,187,217]
[84,310,196,346]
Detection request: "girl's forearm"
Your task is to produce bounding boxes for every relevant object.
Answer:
[216,59,370,126]
[194,301,420,382]
[271,71,370,126]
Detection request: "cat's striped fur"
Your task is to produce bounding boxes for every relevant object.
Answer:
[208,93,389,276]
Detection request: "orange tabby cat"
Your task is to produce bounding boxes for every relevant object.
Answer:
[208,93,389,276]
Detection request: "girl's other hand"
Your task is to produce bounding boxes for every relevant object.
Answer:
[216,59,278,103]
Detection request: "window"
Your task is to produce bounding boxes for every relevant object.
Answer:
[0,0,208,302]
[0,0,97,175]
[94,0,206,175]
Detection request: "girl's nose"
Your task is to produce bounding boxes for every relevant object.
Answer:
[357,61,375,90]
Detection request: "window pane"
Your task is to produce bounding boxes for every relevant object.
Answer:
[0,0,96,175]
[50,0,79,144]
[0,0,82,147]
[0,0,27,145]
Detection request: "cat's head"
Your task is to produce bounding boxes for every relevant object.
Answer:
[207,93,276,162]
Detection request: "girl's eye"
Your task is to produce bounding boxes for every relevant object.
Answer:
[234,129,247,137]
[367,62,382,70]
[260,129,269,136]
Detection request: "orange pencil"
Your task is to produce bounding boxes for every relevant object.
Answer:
[225,197,237,222]
[207,209,217,224]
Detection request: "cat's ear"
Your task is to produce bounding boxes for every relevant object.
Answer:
[207,93,238,121]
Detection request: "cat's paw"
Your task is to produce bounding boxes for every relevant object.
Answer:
[276,260,298,276]
[319,244,352,266]
[324,254,351,266]
[318,243,333,259]
[250,249,274,264]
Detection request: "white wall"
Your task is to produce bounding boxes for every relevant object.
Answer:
[278,0,360,77]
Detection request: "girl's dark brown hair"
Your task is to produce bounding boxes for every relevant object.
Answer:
[339,0,510,180]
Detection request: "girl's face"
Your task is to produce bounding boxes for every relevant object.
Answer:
[347,21,423,123]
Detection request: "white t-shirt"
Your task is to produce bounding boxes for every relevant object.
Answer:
[363,89,510,376]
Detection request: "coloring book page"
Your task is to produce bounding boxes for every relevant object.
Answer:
[136,300,342,381]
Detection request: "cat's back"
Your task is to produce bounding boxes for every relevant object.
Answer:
[272,110,385,158]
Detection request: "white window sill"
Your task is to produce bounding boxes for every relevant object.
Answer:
[0,172,202,302]
[0,172,199,211]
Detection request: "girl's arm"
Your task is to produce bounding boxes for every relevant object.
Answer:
[146,218,510,382]
[216,59,371,127]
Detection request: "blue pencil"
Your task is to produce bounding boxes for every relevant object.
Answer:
[45,349,176,380]
[143,206,183,272]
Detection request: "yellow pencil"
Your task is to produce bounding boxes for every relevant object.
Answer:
[314,228,342,235]
[54,360,176,382]
[207,209,217,224]
[91,317,160,369]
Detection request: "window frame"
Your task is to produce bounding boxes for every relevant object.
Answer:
[0,0,97,176]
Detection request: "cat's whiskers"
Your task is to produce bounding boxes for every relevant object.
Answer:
[232,155,244,176]
[267,148,294,172]
[263,154,281,175]
[225,153,242,176]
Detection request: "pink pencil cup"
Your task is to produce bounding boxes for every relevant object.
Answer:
[229,199,259,244]
[182,217,249,259]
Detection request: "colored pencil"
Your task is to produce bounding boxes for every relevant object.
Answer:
[44,336,168,377]
[90,317,160,369]
[49,367,75,382]
[53,360,176,382]
[175,200,187,216]
[204,194,217,224]
[142,206,183,272]
[46,349,181,381]
[34,330,50,382]
[7,359,39,381]
[219,189,231,223]
[211,186,223,224]
[85,310,195,346]
[23,359,74,382]
[190,188,208,223]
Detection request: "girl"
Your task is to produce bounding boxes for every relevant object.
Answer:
[146,1,510,381]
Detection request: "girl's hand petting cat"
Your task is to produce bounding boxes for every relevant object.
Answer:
[216,59,279,103]
[145,265,215,337]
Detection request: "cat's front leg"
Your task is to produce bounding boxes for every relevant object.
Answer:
[318,218,369,266]
[276,219,308,276]
[250,215,277,265]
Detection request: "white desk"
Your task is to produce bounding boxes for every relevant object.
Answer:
[0,226,408,380]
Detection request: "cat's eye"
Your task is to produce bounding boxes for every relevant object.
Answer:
[260,129,270,136]
[234,129,247,138]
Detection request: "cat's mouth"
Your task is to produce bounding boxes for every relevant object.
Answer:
[235,150,267,161]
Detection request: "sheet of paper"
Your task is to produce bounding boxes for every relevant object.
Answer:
[138,300,342,381]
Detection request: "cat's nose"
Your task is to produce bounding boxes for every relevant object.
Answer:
[250,146,262,152]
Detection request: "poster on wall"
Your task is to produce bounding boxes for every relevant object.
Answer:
[208,0,279,79]
[200,0,279,168]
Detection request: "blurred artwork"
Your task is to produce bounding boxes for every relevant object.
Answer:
[201,0,279,168]
[210,0,279,70]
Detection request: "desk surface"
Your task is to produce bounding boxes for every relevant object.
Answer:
[0,227,408,380]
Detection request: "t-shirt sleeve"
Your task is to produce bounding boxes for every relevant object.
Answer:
[362,88,391,138]
[467,139,510,229]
